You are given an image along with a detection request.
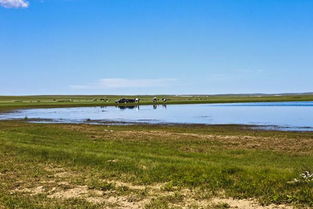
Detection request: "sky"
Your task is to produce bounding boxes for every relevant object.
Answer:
[1,0,313,95]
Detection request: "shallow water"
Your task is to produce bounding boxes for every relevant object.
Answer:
[1,101,313,131]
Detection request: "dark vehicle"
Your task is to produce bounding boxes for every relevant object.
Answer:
[115,98,140,104]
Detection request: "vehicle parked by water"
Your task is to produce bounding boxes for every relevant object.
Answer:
[115,98,140,104]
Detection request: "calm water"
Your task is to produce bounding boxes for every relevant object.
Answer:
[1,101,313,131]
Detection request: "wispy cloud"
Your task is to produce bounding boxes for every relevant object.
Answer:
[70,78,177,90]
[0,0,29,8]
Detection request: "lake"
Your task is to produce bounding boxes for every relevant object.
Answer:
[1,101,313,131]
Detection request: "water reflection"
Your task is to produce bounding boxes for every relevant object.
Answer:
[153,104,167,109]
[115,104,167,110]
[116,105,138,110]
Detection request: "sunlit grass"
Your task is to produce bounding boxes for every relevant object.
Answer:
[1,121,313,208]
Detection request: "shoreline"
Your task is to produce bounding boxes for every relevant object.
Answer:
[1,94,313,113]
[1,99,313,132]
[1,118,313,133]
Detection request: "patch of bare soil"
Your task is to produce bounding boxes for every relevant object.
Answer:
[12,166,293,209]
[13,186,46,196]
[107,179,163,191]
[209,198,293,209]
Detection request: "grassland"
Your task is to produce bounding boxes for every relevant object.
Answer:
[1,93,313,112]
[1,94,313,208]
[1,121,313,208]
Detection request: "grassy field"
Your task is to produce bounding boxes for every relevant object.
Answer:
[1,120,313,208]
[1,94,313,208]
[1,94,313,112]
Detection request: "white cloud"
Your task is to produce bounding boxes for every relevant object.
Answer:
[70,78,177,90]
[0,0,29,8]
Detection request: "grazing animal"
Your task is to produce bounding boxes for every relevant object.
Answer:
[152,97,158,102]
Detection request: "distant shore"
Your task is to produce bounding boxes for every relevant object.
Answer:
[1,94,313,112]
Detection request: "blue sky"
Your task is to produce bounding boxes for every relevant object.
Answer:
[1,0,313,95]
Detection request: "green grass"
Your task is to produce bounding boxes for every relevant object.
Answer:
[1,121,313,208]
[1,93,313,112]
[1,94,313,208]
